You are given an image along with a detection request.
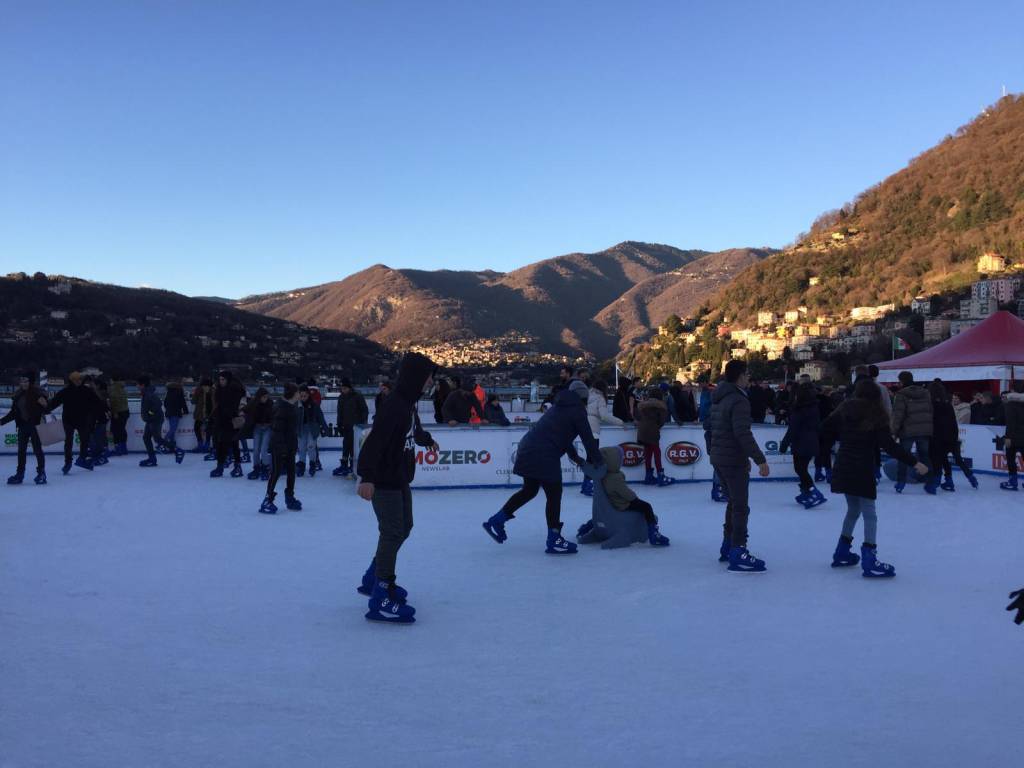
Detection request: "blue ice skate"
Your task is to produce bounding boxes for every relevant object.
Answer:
[894,482,905,494]
[643,469,657,485]
[727,546,766,573]
[259,466,269,482]
[802,486,827,509]
[209,464,224,478]
[34,471,47,485]
[580,476,594,496]
[711,482,729,503]
[295,461,305,478]
[831,536,860,568]
[577,520,594,539]
[7,471,24,485]
[62,461,71,475]
[174,448,185,465]
[357,560,408,601]
[940,477,956,492]
[259,495,278,515]
[483,510,509,543]
[139,457,157,467]
[366,580,416,624]
[656,470,675,487]
[718,538,730,563]
[1000,476,1019,491]
[241,450,251,464]
[75,456,93,471]
[230,464,244,478]
[545,525,577,554]
[924,478,939,495]
[284,492,302,510]
[647,523,670,547]
[861,545,895,578]
[247,464,261,480]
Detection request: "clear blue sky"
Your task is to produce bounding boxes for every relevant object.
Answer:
[2,1,1022,298]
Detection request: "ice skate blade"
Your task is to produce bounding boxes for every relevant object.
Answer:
[482,522,506,543]
[365,610,415,624]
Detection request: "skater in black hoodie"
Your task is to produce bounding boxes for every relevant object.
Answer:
[356,352,439,624]
[48,371,102,473]
[210,371,246,478]
[1,371,49,485]
[260,383,302,513]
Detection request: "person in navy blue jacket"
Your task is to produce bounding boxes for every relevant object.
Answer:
[484,379,603,554]
[781,381,826,508]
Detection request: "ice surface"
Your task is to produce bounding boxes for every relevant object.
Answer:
[1,460,1020,767]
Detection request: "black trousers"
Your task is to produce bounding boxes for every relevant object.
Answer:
[143,420,161,459]
[17,427,45,474]
[1007,445,1022,478]
[714,463,751,548]
[372,485,414,584]
[626,497,657,524]
[930,438,972,479]
[267,449,296,498]
[63,422,90,465]
[341,426,355,462]
[501,476,564,529]
[215,430,241,467]
[110,411,129,445]
[793,453,814,491]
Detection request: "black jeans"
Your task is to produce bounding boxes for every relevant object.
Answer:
[1007,445,1022,478]
[216,431,241,467]
[267,449,296,498]
[501,477,564,529]
[372,485,414,584]
[341,426,355,463]
[110,411,129,445]
[63,422,90,465]
[626,497,657,524]
[793,454,813,491]
[17,427,45,474]
[714,463,751,548]
[930,438,972,479]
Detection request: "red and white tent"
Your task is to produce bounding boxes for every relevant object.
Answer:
[876,311,1024,390]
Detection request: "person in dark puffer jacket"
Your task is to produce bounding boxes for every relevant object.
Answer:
[137,375,164,467]
[1001,381,1024,491]
[781,381,826,507]
[891,371,935,493]
[1,371,49,484]
[484,380,602,555]
[703,360,771,573]
[928,381,977,491]
[245,387,274,480]
[262,382,301,512]
[333,378,369,477]
[47,371,102,473]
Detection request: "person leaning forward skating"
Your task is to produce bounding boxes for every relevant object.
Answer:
[355,352,439,624]
[704,360,771,573]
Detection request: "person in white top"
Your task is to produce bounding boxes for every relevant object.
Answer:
[582,379,623,496]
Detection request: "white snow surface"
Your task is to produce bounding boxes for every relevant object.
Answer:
[1,459,1020,768]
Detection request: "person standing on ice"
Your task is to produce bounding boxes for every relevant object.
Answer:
[332,378,368,477]
[2,371,49,486]
[891,371,936,494]
[108,377,130,455]
[209,371,246,478]
[780,381,826,508]
[928,381,977,491]
[483,379,603,555]
[704,360,771,573]
[137,375,178,467]
[580,379,622,496]
[636,386,674,486]
[1000,380,1024,491]
[821,379,928,577]
[355,352,439,624]
[260,382,303,514]
[47,371,101,474]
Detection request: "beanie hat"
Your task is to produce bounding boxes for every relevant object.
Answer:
[568,379,589,402]
[341,377,353,389]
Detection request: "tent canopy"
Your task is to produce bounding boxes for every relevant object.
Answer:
[877,311,1024,376]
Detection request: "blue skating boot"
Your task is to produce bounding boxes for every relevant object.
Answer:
[259,465,269,481]
[894,482,905,494]
[861,545,895,578]
[656,470,675,487]
[647,523,670,547]
[923,477,939,495]
[643,468,657,485]
[580,476,594,496]
[719,538,730,563]
[824,468,832,483]
[357,559,408,601]
[332,460,349,477]
[711,482,729,503]
[1000,476,1019,491]
[309,461,318,478]
[577,520,595,539]
[209,464,225,478]
[483,510,509,543]
[295,461,305,478]
[62,461,72,475]
[831,535,860,568]
[365,580,416,624]
[284,492,302,510]
[728,546,766,573]
[241,450,251,464]
[247,464,261,480]
[545,524,577,554]
[795,488,811,506]
[174,448,185,464]
[313,459,322,472]
[93,454,109,466]
[940,476,956,492]
[75,456,94,471]
[258,494,278,515]
[803,486,827,509]
[204,451,217,462]
[34,470,47,485]
[139,457,157,467]
[967,472,979,489]
[230,463,244,478]
[7,471,24,485]
[814,467,825,482]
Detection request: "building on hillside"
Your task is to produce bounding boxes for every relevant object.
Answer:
[808,276,821,286]
[972,278,1022,304]
[911,296,932,315]
[923,317,951,344]
[960,296,998,320]
[756,311,776,327]
[950,319,981,336]
[850,324,874,337]
[47,280,72,296]
[783,309,800,323]
[50,310,68,320]
[850,303,895,321]
[977,252,1006,273]
[798,361,831,382]
[793,346,814,362]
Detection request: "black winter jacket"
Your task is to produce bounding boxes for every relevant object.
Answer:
[442,390,484,424]
[48,384,101,427]
[338,390,369,428]
[931,401,960,447]
[246,398,274,428]
[269,399,299,453]
[140,385,164,425]
[822,399,918,500]
[1004,393,1024,444]
[212,380,246,429]
[703,382,767,468]
[1,387,48,429]
[892,385,933,438]
[782,402,820,458]
[357,353,436,489]
[513,389,602,484]
[163,385,189,418]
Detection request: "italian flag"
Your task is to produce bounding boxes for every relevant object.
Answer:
[893,336,910,352]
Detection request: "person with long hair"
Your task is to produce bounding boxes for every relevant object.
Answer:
[928,381,978,491]
[581,378,622,496]
[782,381,826,508]
[821,379,928,578]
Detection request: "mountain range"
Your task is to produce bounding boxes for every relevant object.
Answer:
[236,242,773,359]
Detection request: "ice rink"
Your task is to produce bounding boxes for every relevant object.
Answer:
[1,458,1020,767]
